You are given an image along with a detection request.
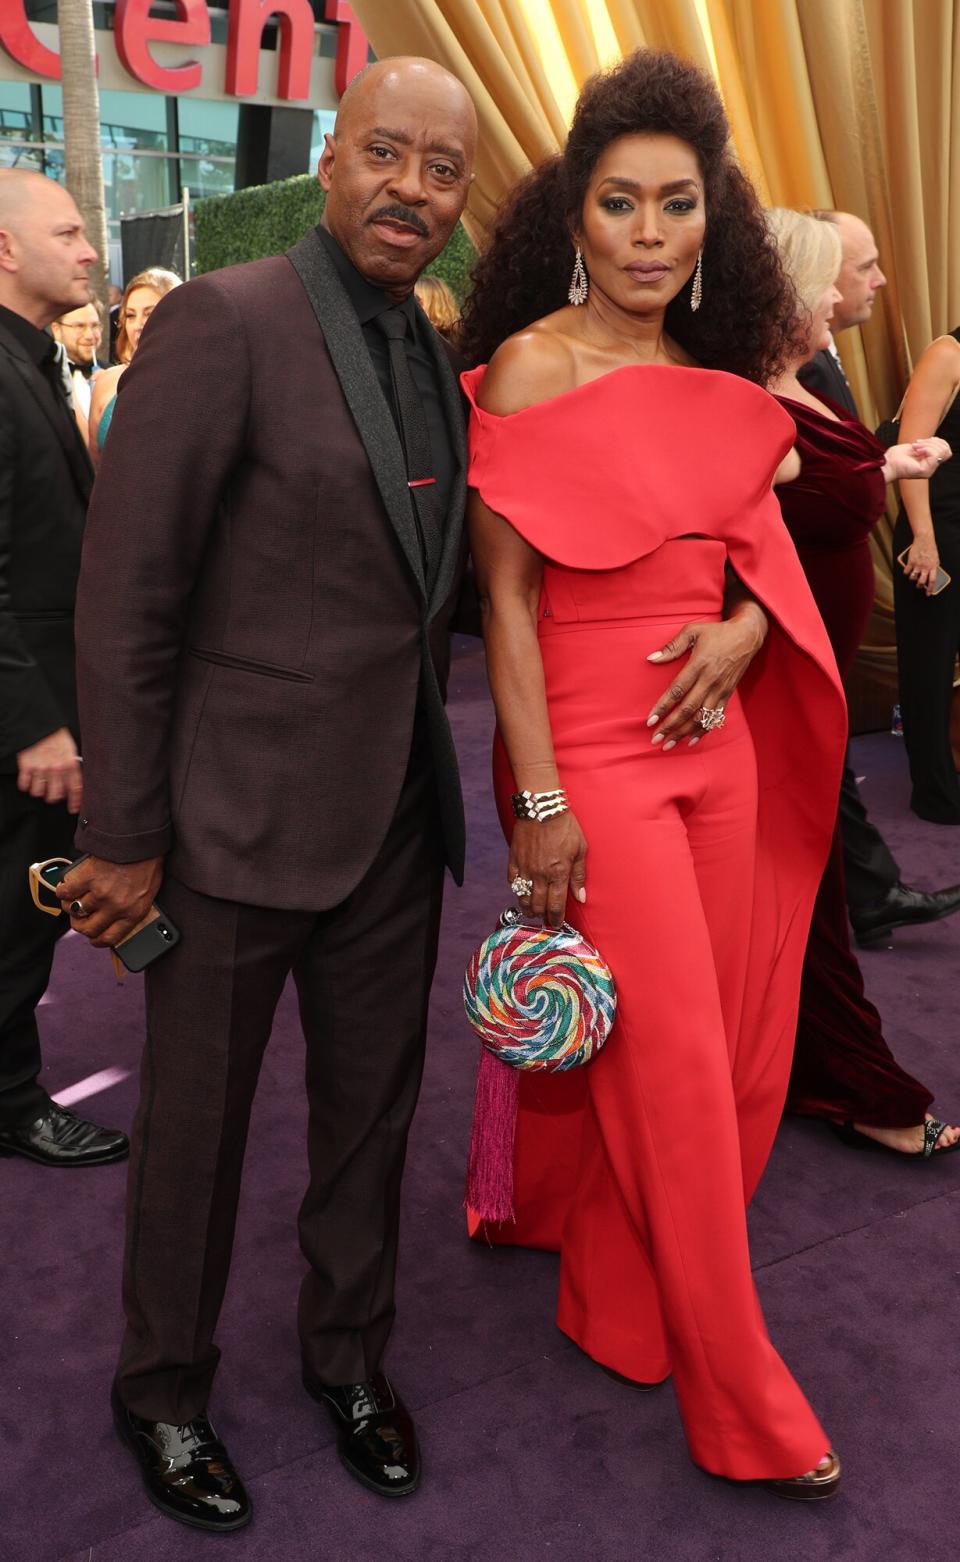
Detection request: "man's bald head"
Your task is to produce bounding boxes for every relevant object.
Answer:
[334,56,477,149]
[0,170,97,327]
[318,56,476,300]
[813,209,886,331]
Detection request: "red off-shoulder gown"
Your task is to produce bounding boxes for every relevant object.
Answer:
[461,364,847,1480]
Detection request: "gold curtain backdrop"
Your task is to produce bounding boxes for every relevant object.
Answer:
[351,0,960,711]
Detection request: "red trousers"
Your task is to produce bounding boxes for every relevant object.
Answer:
[480,542,831,1479]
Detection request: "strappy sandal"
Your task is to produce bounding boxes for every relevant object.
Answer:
[764,1448,841,1501]
[832,1117,960,1159]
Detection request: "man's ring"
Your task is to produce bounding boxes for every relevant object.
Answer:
[510,875,534,898]
[69,899,88,918]
[696,705,726,732]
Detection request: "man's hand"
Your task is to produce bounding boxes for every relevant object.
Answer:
[17,728,83,812]
[56,855,164,949]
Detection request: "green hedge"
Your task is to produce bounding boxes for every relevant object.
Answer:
[194,173,476,300]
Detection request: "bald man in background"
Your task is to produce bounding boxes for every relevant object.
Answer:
[0,171,127,1168]
[800,210,960,946]
[67,58,478,1531]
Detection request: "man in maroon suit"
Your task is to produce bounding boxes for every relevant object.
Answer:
[64,57,477,1532]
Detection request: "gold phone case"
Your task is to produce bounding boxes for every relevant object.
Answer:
[896,547,952,596]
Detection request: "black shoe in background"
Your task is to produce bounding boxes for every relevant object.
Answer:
[851,880,960,947]
[111,1383,252,1532]
[0,1100,128,1166]
[303,1368,421,1497]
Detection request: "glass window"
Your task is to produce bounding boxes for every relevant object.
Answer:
[178,97,237,200]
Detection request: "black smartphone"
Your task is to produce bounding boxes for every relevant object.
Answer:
[37,855,180,971]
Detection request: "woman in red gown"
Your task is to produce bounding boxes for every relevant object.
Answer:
[459,51,849,1495]
[763,210,959,1159]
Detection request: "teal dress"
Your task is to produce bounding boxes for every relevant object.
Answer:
[96,393,117,450]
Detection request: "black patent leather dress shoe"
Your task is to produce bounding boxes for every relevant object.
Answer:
[303,1368,420,1497]
[0,1101,128,1166]
[112,1383,252,1532]
[850,880,960,946]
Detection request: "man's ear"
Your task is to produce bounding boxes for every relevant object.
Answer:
[317,133,336,195]
[0,227,18,274]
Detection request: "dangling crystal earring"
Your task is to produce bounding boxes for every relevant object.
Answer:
[568,247,589,306]
[690,249,703,313]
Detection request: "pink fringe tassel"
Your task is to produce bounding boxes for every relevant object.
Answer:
[465,1047,520,1223]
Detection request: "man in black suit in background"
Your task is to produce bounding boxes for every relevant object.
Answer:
[0,170,128,1167]
[801,209,960,946]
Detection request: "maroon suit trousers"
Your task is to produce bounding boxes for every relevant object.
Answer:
[116,732,444,1422]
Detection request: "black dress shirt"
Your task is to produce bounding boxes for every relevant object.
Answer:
[315,225,456,527]
[0,303,76,425]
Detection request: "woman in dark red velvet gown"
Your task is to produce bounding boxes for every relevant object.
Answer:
[458,54,849,1496]
[765,209,959,1159]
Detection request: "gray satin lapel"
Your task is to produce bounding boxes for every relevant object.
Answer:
[286,232,426,598]
[418,309,467,617]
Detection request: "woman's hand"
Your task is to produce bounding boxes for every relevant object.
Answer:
[884,437,952,483]
[646,605,768,747]
[900,533,942,595]
[509,813,588,929]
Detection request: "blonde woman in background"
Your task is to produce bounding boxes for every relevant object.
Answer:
[765,207,960,1161]
[413,273,459,340]
[89,268,180,462]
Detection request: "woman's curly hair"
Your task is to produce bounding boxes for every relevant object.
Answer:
[457,49,797,384]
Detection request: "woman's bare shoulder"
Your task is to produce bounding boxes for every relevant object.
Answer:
[92,365,123,406]
[478,316,579,417]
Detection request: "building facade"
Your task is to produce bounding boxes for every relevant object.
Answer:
[0,0,369,277]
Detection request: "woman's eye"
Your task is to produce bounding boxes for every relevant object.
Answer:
[601,197,632,213]
[665,199,697,214]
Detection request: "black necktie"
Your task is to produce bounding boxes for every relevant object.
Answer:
[375,307,442,587]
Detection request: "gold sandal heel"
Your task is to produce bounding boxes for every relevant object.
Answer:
[765,1449,841,1501]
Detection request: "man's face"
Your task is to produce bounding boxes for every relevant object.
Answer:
[832,214,886,331]
[52,302,102,365]
[0,180,97,325]
[318,66,475,298]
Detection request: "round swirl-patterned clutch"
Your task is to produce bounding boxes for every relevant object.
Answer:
[463,907,617,1071]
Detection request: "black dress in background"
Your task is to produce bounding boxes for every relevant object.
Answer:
[893,326,960,824]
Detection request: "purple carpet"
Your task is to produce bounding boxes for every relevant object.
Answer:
[4,638,959,1561]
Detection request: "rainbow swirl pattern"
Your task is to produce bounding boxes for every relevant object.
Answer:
[464,910,617,1071]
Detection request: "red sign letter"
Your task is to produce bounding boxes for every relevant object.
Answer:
[0,0,62,79]
[323,0,369,97]
[225,0,315,102]
[115,0,210,93]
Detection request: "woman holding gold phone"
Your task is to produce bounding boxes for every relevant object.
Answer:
[892,328,960,825]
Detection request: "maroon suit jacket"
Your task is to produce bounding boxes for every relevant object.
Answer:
[74,229,467,910]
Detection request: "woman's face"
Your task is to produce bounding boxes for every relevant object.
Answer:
[803,282,843,358]
[577,132,706,316]
[122,286,163,354]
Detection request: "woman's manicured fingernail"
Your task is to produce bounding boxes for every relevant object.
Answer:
[647,713,659,727]
[688,735,700,746]
[662,739,677,751]
[576,888,586,903]
[647,651,663,661]
[651,731,665,745]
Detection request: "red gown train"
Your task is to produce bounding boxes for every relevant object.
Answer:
[461,363,847,1480]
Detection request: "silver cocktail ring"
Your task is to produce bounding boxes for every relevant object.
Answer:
[510,875,534,898]
[696,705,726,732]
[69,899,88,918]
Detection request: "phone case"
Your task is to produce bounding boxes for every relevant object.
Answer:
[113,906,181,971]
[896,547,952,596]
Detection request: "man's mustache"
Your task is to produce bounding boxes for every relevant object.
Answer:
[368,204,430,238]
